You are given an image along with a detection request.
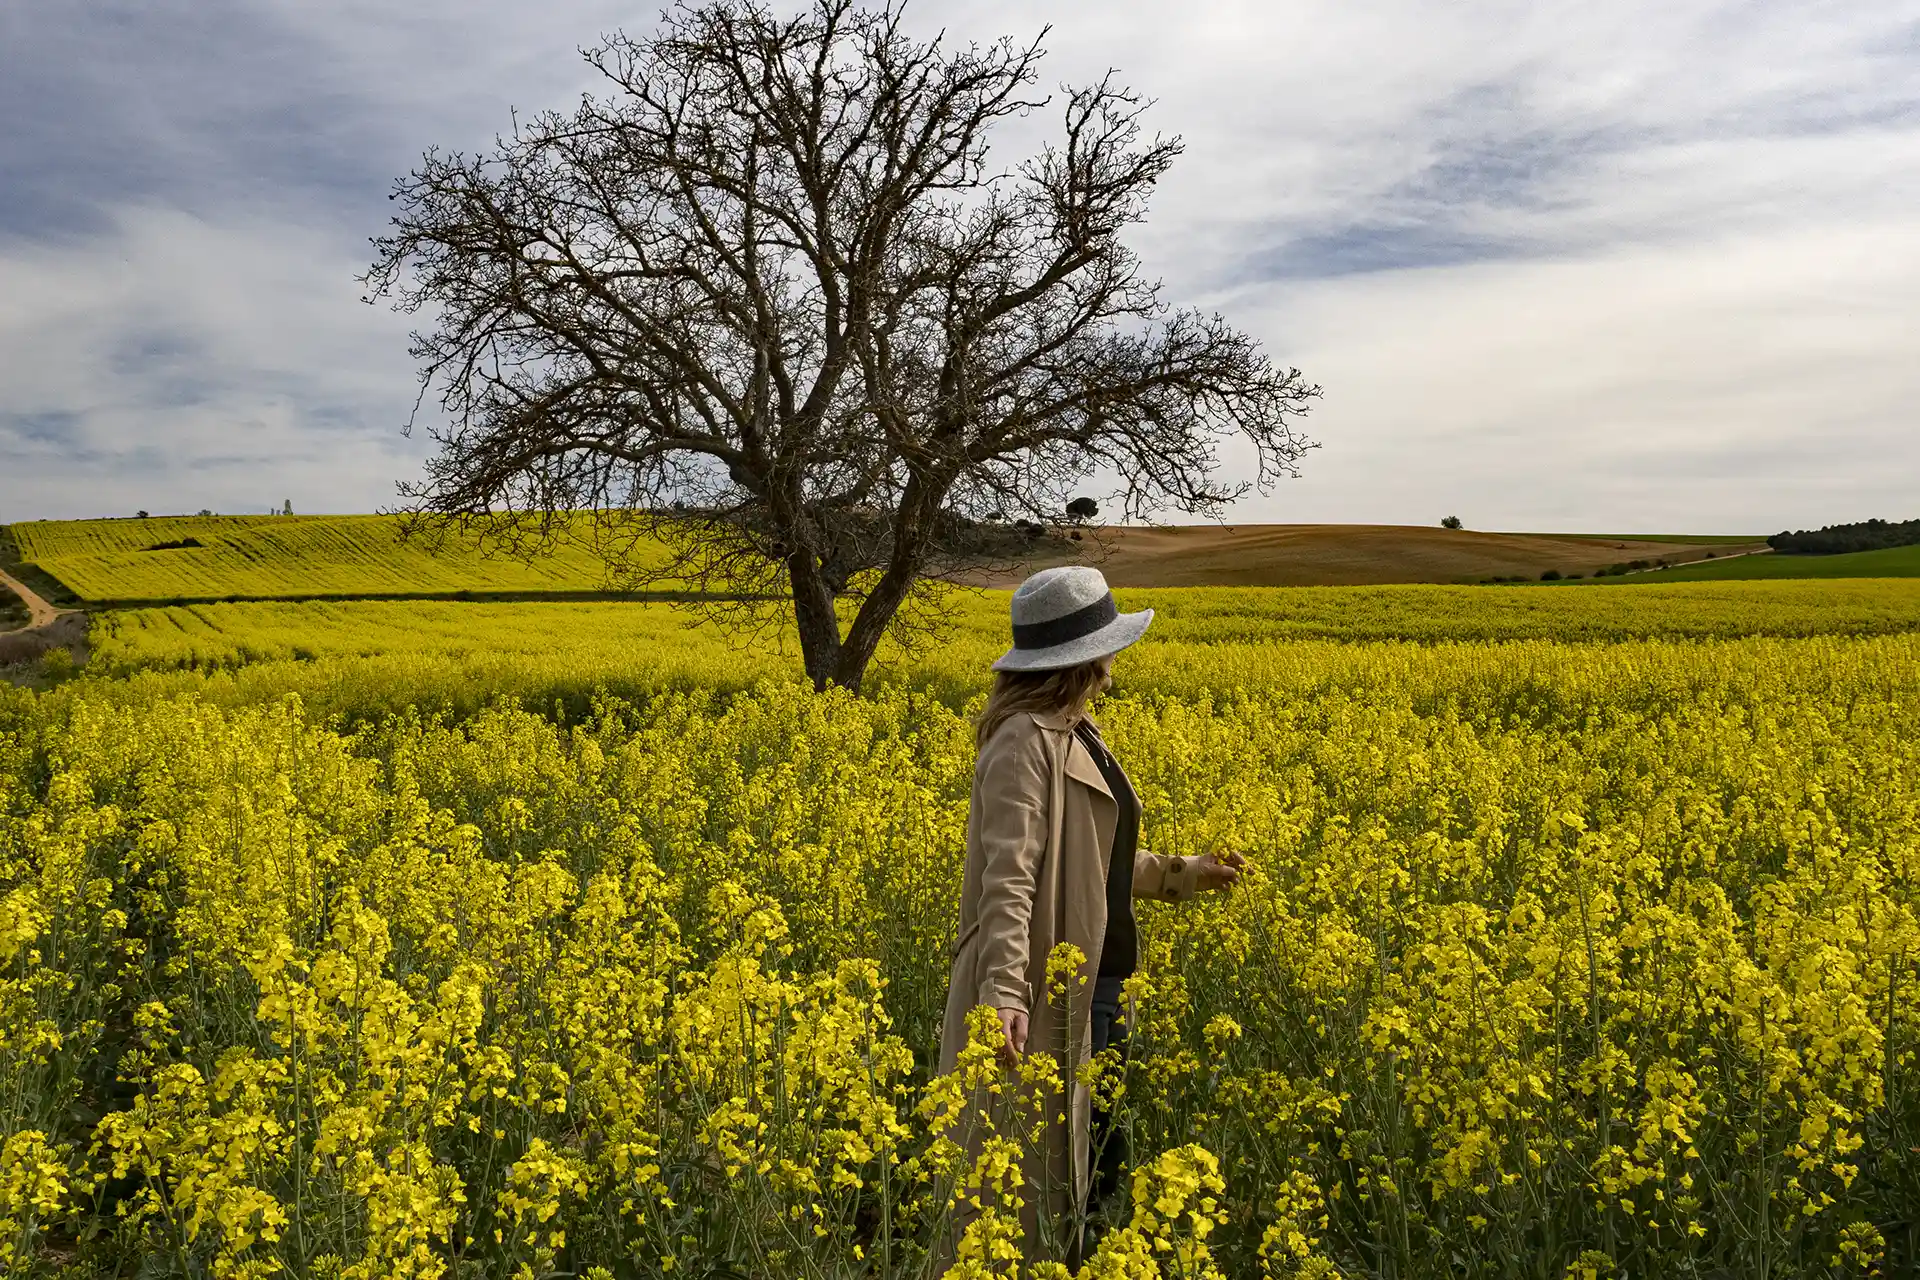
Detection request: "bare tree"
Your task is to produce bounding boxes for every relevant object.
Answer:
[366,0,1318,691]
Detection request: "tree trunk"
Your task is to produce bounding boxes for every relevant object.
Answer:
[830,561,920,692]
[830,482,944,691]
[787,548,844,692]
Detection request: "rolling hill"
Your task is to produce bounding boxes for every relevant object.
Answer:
[7,514,663,603]
[972,523,1764,588]
[6,514,1780,602]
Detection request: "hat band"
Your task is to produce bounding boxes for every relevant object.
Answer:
[1011,593,1118,650]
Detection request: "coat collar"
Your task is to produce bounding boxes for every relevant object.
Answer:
[1024,709,1114,800]
[1064,737,1113,799]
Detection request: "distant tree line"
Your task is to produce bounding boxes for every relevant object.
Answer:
[1769,518,1920,555]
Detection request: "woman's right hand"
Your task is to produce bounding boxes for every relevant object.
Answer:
[998,1007,1029,1066]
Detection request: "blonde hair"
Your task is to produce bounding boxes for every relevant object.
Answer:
[974,661,1108,751]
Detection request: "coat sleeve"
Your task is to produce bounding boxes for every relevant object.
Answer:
[1132,849,1200,902]
[971,722,1053,1014]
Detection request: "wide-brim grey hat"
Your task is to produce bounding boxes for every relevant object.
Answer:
[991,565,1153,672]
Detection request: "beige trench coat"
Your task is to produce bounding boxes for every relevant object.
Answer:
[937,707,1201,1246]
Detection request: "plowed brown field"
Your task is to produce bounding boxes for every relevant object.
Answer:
[966,524,1765,588]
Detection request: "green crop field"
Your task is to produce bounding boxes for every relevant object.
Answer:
[1620,543,1920,583]
[1550,532,1765,546]
[7,513,667,603]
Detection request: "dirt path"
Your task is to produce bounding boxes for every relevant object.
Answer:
[0,565,64,628]
[0,566,87,672]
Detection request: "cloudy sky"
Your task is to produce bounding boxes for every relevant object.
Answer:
[1,0,1915,533]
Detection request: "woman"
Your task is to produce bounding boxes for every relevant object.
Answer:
[938,565,1243,1252]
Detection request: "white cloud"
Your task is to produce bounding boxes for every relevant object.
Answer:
[1231,218,1920,532]
[0,208,427,518]
[0,0,1915,528]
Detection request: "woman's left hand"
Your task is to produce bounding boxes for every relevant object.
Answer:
[1195,851,1246,892]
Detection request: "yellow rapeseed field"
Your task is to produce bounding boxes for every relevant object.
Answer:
[8,515,666,604]
[2,582,1918,1277]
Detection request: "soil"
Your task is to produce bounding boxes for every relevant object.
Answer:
[0,565,89,676]
[957,524,1768,589]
